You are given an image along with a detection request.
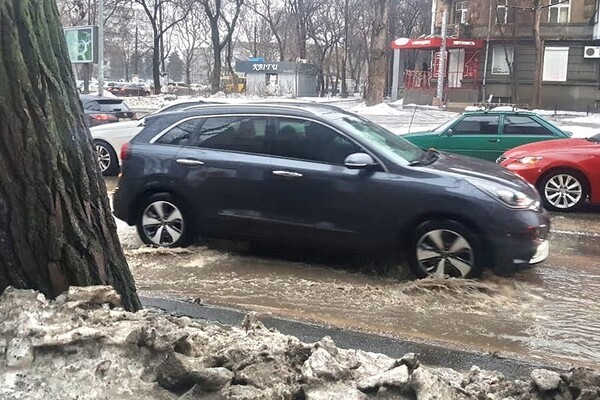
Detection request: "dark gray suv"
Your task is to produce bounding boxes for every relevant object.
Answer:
[112,103,550,278]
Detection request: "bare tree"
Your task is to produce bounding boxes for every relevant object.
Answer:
[365,0,389,105]
[199,0,245,93]
[174,7,209,84]
[0,0,141,311]
[247,0,289,61]
[134,0,191,93]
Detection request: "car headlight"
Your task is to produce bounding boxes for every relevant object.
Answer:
[467,179,537,209]
[515,156,543,165]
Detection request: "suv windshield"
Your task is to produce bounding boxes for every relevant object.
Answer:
[587,132,600,142]
[337,116,424,163]
[432,115,460,133]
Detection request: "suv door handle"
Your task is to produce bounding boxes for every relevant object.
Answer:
[272,170,303,177]
[488,138,500,143]
[177,158,204,166]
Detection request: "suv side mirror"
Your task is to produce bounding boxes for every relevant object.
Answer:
[446,128,454,136]
[344,153,377,169]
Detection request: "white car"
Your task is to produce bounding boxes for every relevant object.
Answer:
[90,100,221,175]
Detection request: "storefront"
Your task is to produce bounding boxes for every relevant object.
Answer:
[390,37,484,104]
[235,61,318,98]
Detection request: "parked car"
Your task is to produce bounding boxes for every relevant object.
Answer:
[91,100,220,175]
[404,110,571,162]
[116,83,152,97]
[106,82,127,96]
[80,95,137,128]
[498,133,600,211]
[112,103,550,279]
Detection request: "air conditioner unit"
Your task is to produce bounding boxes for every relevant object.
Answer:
[584,46,600,58]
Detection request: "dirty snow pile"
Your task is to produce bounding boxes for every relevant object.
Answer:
[1,287,599,400]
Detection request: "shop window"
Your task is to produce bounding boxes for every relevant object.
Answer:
[491,46,514,75]
[543,47,569,82]
[548,0,570,23]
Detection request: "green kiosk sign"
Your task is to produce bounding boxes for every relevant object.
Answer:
[64,26,98,64]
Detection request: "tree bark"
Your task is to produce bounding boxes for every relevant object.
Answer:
[365,0,389,106]
[0,0,141,311]
[532,0,543,108]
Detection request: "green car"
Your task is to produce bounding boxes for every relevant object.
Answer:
[403,110,571,162]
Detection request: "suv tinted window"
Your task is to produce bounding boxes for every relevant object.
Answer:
[504,115,552,135]
[96,99,129,112]
[193,116,268,154]
[452,116,499,134]
[83,100,101,111]
[157,118,203,146]
[275,117,361,165]
[138,114,190,142]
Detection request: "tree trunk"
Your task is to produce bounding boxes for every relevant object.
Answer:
[341,0,349,98]
[532,0,543,108]
[209,19,222,94]
[153,36,162,94]
[0,0,141,312]
[365,0,389,106]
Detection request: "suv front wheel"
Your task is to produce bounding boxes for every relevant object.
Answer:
[136,193,192,247]
[409,220,481,279]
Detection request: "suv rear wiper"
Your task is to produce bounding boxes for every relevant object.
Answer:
[409,148,440,166]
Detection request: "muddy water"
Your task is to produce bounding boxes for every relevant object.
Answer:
[106,184,600,368]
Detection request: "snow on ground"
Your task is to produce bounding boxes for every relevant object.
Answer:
[352,102,403,116]
[558,126,599,138]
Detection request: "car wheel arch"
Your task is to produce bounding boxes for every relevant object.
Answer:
[536,166,591,197]
[398,212,493,268]
[128,187,197,226]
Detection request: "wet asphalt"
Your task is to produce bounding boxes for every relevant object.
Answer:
[106,170,600,375]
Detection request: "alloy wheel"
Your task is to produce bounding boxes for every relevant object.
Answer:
[141,201,184,246]
[544,174,582,210]
[416,229,473,278]
[96,144,111,173]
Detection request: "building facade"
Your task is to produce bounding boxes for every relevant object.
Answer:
[394,0,600,110]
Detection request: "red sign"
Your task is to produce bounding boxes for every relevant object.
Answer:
[391,37,483,50]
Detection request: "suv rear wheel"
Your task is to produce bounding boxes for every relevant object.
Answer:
[136,193,192,247]
[409,220,481,279]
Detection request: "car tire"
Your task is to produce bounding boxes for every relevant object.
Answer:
[136,193,193,248]
[538,169,588,212]
[409,220,482,279]
[94,140,120,176]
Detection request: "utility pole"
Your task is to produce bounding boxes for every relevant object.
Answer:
[135,24,139,75]
[97,0,104,96]
[435,9,447,107]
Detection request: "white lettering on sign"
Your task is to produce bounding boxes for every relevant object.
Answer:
[252,63,279,71]
[453,40,476,46]
[412,40,432,45]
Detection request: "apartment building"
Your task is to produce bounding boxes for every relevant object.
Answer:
[393,0,600,110]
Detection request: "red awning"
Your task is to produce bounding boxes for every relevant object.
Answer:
[391,37,483,50]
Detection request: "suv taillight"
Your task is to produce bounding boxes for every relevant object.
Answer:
[120,142,130,161]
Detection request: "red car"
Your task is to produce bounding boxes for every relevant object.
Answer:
[498,133,600,211]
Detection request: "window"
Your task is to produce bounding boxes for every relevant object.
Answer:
[156,118,203,146]
[491,46,514,75]
[496,0,511,24]
[274,117,361,165]
[503,116,552,135]
[196,116,268,154]
[548,0,570,23]
[452,116,500,134]
[543,47,569,82]
[455,1,468,24]
[84,101,100,111]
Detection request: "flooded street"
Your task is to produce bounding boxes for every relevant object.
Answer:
[106,169,600,369]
